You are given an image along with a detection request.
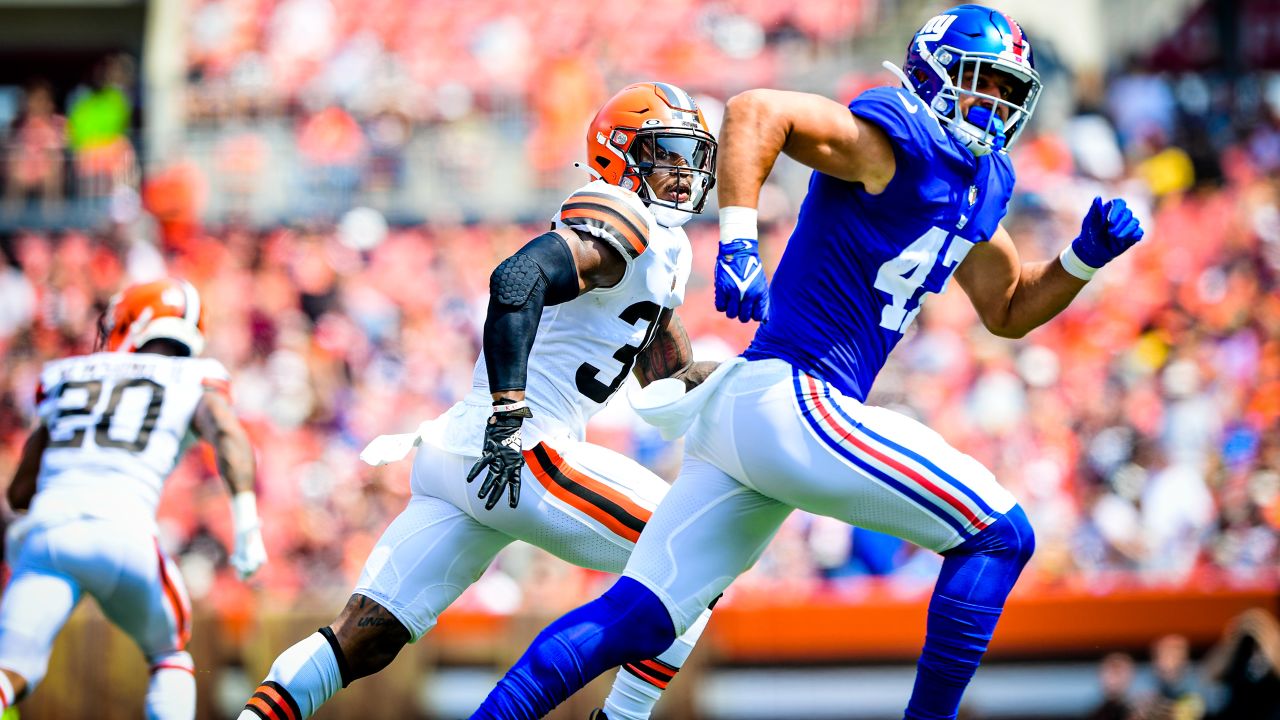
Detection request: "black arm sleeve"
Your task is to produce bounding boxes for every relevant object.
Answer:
[483,231,580,394]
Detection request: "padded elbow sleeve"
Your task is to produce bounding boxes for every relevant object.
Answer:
[484,233,579,393]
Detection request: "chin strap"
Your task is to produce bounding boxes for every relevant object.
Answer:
[883,59,1002,156]
[572,161,605,181]
[650,204,694,228]
[882,60,913,89]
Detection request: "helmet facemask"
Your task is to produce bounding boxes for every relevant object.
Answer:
[894,6,1043,157]
[624,128,717,227]
[924,48,1041,156]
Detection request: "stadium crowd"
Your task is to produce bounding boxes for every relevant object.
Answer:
[0,1,1277,630]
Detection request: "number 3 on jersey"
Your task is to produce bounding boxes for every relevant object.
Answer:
[575,301,662,403]
[874,227,973,333]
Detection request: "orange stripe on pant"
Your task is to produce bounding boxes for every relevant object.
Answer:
[154,542,190,649]
[524,444,652,543]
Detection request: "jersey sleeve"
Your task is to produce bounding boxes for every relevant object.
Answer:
[557,181,653,264]
[197,359,232,398]
[34,362,63,423]
[848,86,942,179]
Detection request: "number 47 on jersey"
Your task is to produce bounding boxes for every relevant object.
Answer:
[874,227,975,334]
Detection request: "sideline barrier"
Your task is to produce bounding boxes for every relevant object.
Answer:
[16,580,1279,719]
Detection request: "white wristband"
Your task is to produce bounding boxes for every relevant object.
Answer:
[492,399,528,413]
[231,491,260,534]
[719,206,759,243]
[1059,244,1100,281]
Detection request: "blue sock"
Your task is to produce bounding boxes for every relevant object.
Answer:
[905,505,1035,720]
[471,577,676,720]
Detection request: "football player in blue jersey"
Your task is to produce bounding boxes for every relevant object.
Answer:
[469,6,1146,719]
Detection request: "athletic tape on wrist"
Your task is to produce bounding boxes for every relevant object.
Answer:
[719,206,759,243]
[1059,244,1099,281]
[231,491,260,533]
[492,399,528,413]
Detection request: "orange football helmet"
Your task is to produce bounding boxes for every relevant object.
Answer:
[97,278,206,356]
[585,82,717,225]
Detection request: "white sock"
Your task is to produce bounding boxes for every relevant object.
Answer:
[603,608,712,720]
[146,651,196,720]
[239,632,343,720]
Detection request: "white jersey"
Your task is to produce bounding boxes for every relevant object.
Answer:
[437,181,692,454]
[31,351,230,531]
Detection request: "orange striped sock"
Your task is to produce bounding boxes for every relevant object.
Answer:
[239,631,342,720]
[243,681,301,720]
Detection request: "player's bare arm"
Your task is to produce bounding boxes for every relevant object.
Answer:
[714,90,899,323]
[718,89,897,208]
[192,387,268,579]
[6,425,48,512]
[633,310,717,391]
[192,389,255,495]
[952,225,1086,339]
[956,193,1145,339]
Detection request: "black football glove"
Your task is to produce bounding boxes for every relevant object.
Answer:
[466,399,533,510]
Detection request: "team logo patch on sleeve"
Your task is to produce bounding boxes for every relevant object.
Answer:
[560,191,651,261]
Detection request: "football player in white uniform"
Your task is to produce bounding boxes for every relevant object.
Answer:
[0,278,267,719]
[239,82,719,720]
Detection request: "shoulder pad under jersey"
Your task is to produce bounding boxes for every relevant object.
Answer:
[848,85,948,169]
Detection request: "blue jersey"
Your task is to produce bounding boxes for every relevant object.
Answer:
[743,86,1017,401]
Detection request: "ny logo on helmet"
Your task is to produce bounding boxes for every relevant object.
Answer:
[918,14,957,42]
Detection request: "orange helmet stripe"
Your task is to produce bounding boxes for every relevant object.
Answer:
[652,82,697,112]
[180,280,201,324]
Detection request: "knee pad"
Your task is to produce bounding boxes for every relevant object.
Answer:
[997,504,1036,568]
[958,503,1035,568]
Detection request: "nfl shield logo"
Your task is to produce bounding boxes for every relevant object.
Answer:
[968,185,979,205]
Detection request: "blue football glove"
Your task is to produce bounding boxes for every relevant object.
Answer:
[1071,197,1145,270]
[715,239,769,323]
